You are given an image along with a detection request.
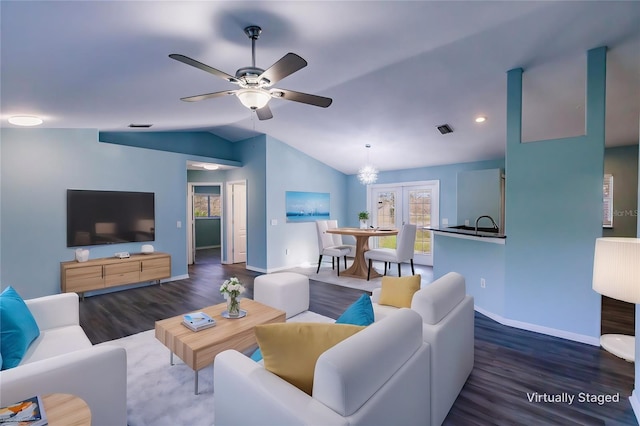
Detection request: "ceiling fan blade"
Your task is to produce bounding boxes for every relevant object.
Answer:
[169,54,237,83]
[275,89,332,108]
[180,90,237,102]
[259,53,307,85]
[255,105,273,120]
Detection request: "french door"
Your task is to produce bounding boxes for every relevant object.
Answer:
[368,181,439,265]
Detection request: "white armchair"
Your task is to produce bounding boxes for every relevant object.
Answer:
[214,309,431,426]
[0,293,127,426]
[371,272,474,426]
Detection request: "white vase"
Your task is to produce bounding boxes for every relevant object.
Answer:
[360,220,367,229]
[75,249,89,262]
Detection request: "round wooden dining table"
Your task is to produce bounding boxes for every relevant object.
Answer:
[326,227,398,279]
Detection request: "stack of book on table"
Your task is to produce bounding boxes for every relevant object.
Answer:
[0,395,47,426]
[182,311,216,331]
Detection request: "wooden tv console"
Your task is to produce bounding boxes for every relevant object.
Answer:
[60,252,171,297]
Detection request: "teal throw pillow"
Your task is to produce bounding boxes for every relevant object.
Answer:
[250,347,263,362]
[335,293,375,326]
[0,286,40,370]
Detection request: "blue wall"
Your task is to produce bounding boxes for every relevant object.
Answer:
[0,128,206,298]
[457,168,502,228]
[503,47,606,338]
[265,136,349,271]
[99,131,240,165]
[434,235,505,314]
[195,219,221,247]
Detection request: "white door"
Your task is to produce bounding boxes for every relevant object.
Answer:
[229,182,247,263]
[369,181,439,265]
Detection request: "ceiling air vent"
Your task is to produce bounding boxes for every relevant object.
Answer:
[437,124,453,135]
[128,123,152,128]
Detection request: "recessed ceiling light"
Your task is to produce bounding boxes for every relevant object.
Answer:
[8,116,43,126]
[475,116,487,123]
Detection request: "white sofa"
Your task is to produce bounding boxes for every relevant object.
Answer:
[214,309,431,426]
[371,272,474,426]
[0,293,127,426]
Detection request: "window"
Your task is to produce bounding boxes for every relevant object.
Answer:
[603,174,613,228]
[194,194,221,218]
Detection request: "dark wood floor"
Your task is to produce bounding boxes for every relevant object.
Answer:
[79,249,637,425]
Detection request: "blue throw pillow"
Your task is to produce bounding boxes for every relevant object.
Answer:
[336,293,375,326]
[250,347,263,362]
[0,286,40,370]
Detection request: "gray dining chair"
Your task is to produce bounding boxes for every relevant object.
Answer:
[316,220,351,275]
[364,223,417,280]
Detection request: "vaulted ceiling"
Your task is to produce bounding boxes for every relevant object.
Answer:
[1,1,639,174]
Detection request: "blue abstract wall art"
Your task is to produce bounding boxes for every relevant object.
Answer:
[286,191,330,222]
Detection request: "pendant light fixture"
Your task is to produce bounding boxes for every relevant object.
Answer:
[357,144,378,185]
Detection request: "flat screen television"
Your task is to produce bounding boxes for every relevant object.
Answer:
[67,189,155,247]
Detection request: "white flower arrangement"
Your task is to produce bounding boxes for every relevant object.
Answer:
[220,277,245,299]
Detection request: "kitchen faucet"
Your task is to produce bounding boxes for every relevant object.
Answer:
[475,215,499,233]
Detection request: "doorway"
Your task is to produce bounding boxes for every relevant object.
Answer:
[187,182,223,265]
[368,180,440,265]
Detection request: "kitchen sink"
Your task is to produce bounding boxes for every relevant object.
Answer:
[448,225,500,233]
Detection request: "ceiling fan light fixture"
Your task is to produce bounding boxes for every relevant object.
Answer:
[236,89,271,110]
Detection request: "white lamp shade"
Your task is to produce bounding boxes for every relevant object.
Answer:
[592,237,640,303]
[236,89,271,110]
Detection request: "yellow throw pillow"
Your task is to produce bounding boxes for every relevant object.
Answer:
[254,322,365,395]
[378,275,421,308]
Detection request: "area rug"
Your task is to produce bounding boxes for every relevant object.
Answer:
[287,262,434,293]
[288,264,383,292]
[98,310,333,426]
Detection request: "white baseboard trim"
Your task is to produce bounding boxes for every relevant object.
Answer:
[246,264,267,273]
[164,274,189,282]
[474,305,600,346]
[630,390,640,424]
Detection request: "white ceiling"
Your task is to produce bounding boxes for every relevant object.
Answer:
[1,1,639,175]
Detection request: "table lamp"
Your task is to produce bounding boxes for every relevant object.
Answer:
[592,237,640,362]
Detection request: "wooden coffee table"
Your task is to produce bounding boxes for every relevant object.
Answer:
[42,393,91,426]
[155,299,285,394]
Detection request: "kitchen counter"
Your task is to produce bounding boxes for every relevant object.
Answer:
[426,226,506,244]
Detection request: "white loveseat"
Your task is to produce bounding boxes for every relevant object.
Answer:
[0,293,127,426]
[214,308,431,426]
[371,272,474,426]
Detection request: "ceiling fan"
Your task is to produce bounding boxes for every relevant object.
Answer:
[169,25,332,120]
